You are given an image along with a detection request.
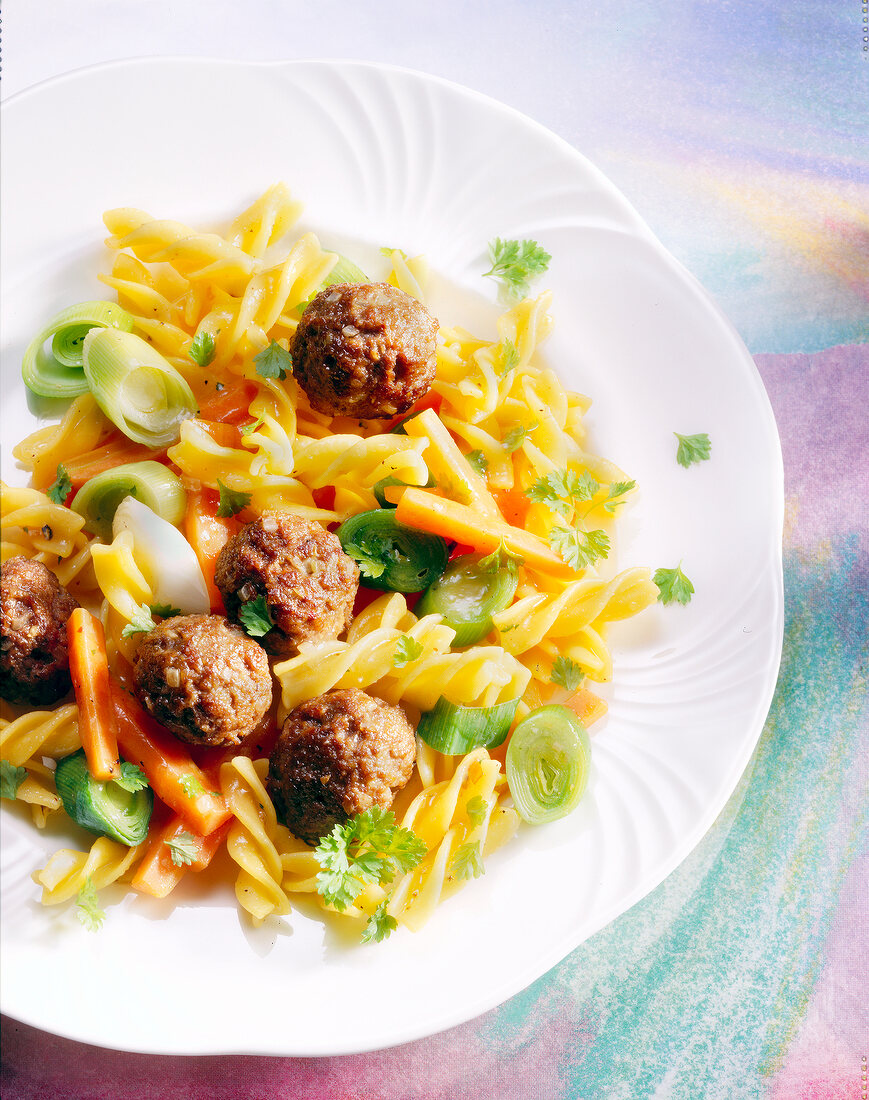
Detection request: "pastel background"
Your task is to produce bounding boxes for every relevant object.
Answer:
[2,1,867,1097]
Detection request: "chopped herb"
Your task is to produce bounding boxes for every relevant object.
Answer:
[466,450,489,476]
[46,464,72,505]
[238,595,274,638]
[149,603,182,619]
[526,468,599,518]
[361,899,398,944]
[654,564,695,606]
[179,774,206,799]
[550,655,584,692]
[393,635,424,667]
[484,238,551,301]
[674,432,711,468]
[502,423,536,453]
[313,806,426,914]
[344,537,388,581]
[465,795,488,829]
[254,339,293,380]
[76,877,106,932]
[0,760,27,800]
[166,832,198,867]
[450,842,484,880]
[121,604,157,638]
[498,339,520,375]
[216,479,251,518]
[548,524,610,570]
[114,763,149,793]
[240,413,266,436]
[478,539,524,575]
[188,329,216,367]
[602,480,636,513]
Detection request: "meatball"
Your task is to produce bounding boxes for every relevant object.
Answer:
[214,513,358,658]
[133,614,272,747]
[268,688,416,844]
[0,557,79,706]
[291,282,438,419]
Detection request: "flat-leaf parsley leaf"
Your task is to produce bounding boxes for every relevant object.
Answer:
[361,899,398,944]
[238,595,274,638]
[254,339,293,380]
[0,760,27,800]
[550,655,584,692]
[76,877,106,932]
[114,763,149,793]
[46,464,72,505]
[393,635,424,667]
[216,479,251,518]
[121,604,157,638]
[450,842,484,880]
[674,432,711,468]
[654,564,695,606]
[166,832,198,867]
[466,450,488,476]
[549,524,610,570]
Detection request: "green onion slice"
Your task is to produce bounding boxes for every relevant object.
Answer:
[506,705,591,825]
[417,696,519,756]
[54,749,153,846]
[337,509,448,592]
[373,472,436,509]
[297,253,369,315]
[82,328,198,446]
[415,553,518,647]
[22,301,134,398]
[70,460,187,541]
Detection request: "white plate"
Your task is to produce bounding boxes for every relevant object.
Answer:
[0,58,784,1055]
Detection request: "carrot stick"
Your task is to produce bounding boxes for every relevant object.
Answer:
[197,381,257,423]
[65,436,167,487]
[184,489,238,611]
[493,488,532,529]
[395,488,574,578]
[110,683,231,835]
[67,609,121,780]
[132,816,230,898]
[401,407,499,517]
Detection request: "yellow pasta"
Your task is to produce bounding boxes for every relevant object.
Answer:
[2,183,655,943]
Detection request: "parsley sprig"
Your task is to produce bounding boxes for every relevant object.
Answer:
[46,464,72,505]
[674,432,711,468]
[114,763,149,793]
[654,564,695,606]
[450,841,484,880]
[361,899,398,944]
[188,329,216,367]
[1,760,27,800]
[550,655,584,692]
[76,877,106,932]
[484,238,551,302]
[166,832,199,867]
[393,635,424,667]
[121,604,157,638]
[254,339,293,380]
[314,808,426,919]
[238,595,274,638]
[216,479,251,518]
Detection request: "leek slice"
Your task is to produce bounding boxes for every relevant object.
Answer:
[22,301,134,398]
[297,254,369,314]
[54,749,153,845]
[506,705,591,825]
[112,496,210,614]
[71,461,186,541]
[416,553,518,647]
[82,328,198,446]
[416,697,519,755]
[337,509,448,592]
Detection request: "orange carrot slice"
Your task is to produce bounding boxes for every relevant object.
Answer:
[67,609,121,780]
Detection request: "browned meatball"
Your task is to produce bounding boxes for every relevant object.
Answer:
[290,282,438,419]
[0,557,79,706]
[214,513,358,658]
[133,614,272,747]
[268,688,416,844]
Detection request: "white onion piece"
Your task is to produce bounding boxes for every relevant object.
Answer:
[112,495,210,615]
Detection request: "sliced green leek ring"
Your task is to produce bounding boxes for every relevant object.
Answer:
[506,705,591,825]
[22,301,134,398]
[82,328,198,446]
[416,696,519,755]
[297,254,369,314]
[416,553,518,646]
[70,461,187,540]
[337,509,448,592]
[54,749,153,846]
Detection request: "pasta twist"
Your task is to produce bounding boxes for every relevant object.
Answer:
[0,482,96,591]
[34,837,144,905]
[11,394,110,490]
[220,756,293,924]
[0,704,81,827]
